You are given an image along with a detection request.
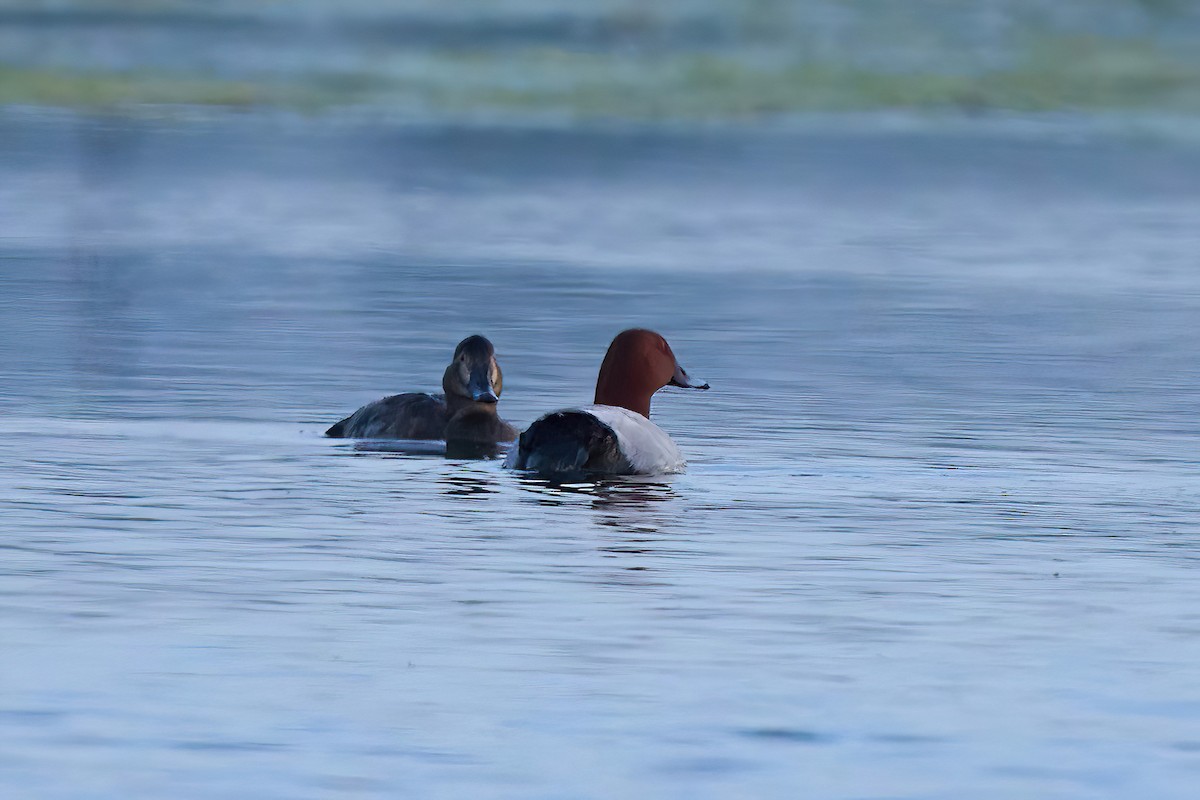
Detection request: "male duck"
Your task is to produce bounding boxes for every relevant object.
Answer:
[326,335,518,446]
[506,328,708,476]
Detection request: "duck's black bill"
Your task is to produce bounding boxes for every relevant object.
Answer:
[468,366,499,403]
[669,363,709,390]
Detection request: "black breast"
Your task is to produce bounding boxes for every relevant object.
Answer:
[511,411,627,475]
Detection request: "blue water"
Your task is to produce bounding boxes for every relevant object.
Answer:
[2,113,1200,799]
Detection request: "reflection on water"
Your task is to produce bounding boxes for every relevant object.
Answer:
[347,439,448,456]
[513,475,677,502]
[515,474,681,534]
[589,481,681,537]
[444,441,508,461]
[339,438,509,461]
[2,116,1200,799]
[440,471,499,500]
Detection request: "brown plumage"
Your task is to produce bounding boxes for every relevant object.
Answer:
[326,335,517,444]
[593,328,708,418]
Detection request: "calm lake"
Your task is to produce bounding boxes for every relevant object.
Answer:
[2,112,1199,799]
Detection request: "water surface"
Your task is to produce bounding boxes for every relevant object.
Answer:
[2,114,1200,799]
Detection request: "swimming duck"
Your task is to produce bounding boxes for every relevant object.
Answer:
[326,335,518,445]
[506,329,708,476]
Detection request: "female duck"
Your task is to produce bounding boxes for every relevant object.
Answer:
[506,329,708,476]
[326,335,517,446]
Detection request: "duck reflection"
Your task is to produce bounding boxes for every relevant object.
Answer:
[338,438,509,462]
[349,439,447,456]
[440,470,498,499]
[587,481,684,585]
[445,440,506,460]
[592,481,679,538]
[514,474,680,534]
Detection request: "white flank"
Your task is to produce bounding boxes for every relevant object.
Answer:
[502,442,520,469]
[581,405,686,475]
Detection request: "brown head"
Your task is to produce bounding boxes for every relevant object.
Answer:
[593,328,708,418]
[442,335,504,412]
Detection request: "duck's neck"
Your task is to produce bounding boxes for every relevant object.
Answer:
[594,380,652,419]
[446,396,498,416]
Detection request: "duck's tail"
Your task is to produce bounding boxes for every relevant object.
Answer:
[512,411,620,475]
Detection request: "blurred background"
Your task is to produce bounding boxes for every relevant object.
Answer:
[1,0,1199,121]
